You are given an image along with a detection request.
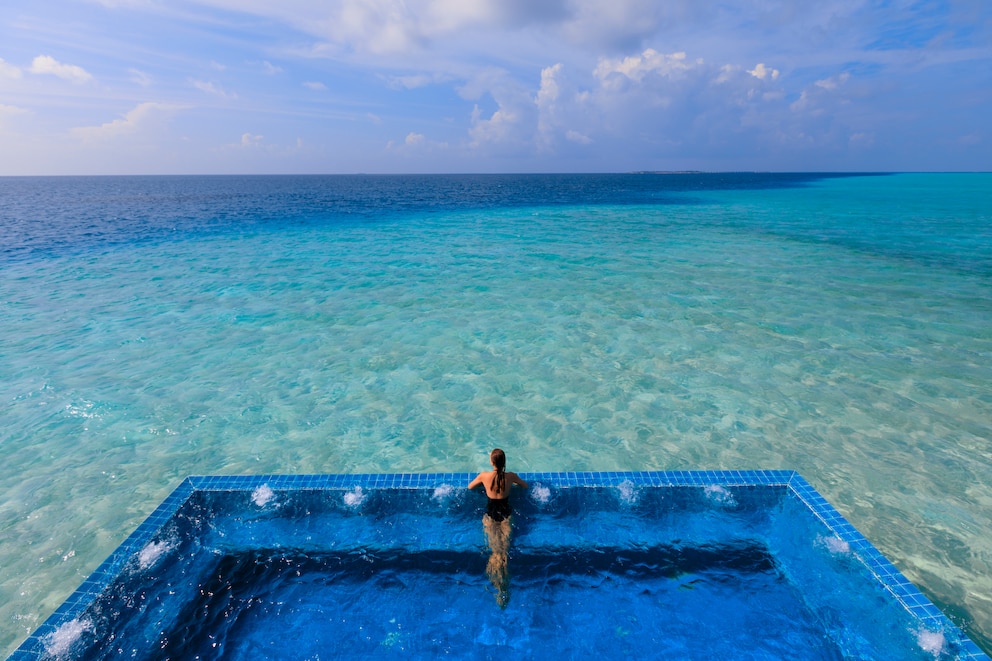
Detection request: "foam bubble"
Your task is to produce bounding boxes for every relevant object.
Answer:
[252,484,275,507]
[704,485,736,507]
[618,480,638,505]
[917,629,945,657]
[138,539,173,570]
[44,618,91,658]
[344,486,366,507]
[821,535,851,555]
[432,484,454,502]
[64,400,97,419]
[531,485,551,504]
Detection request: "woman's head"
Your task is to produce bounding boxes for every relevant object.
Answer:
[490,448,506,470]
[490,448,507,494]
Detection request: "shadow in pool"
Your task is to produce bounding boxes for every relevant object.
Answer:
[95,541,782,660]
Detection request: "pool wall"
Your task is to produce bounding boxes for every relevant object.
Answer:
[9,470,990,660]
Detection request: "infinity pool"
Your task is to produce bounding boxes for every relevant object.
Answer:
[10,472,988,660]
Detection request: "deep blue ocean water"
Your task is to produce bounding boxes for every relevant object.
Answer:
[1,173,990,656]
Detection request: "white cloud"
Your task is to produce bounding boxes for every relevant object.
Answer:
[29,55,93,84]
[190,79,237,98]
[536,63,566,150]
[129,68,152,86]
[565,129,592,144]
[386,130,449,154]
[815,72,850,91]
[561,0,674,50]
[849,131,875,147]
[262,61,283,75]
[71,102,184,141]
[748,63,779,80]
[303,81,327,91]
[791,73,851,113]
[0,58,23,79]
[239,132,264,147]
[958,132,982,146]
[384,72,451,89]
[536,63,562,110]
[715,64,739,84]
[461,69,536,150]
[0,103,29,117]
[190,0,567,56]
[594,49,700,87]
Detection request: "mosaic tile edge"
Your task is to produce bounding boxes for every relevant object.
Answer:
[785,474,988,660]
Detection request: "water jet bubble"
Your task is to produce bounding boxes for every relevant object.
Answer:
[344,486,366,507]
[137,539,174,570]
[820,535,851,555]
[44,617,91,658]
[916,628,946,658]
[703,485,736,508]
[617,480,638,505]
[431,484,455,502]
[251,484,275,508]
[531,484,551,505]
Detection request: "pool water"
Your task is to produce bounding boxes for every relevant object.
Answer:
[10,472,987,660]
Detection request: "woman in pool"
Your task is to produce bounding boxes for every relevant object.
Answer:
[468,448,528,607]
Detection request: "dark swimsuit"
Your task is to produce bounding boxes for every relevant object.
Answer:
[486,497,512,522]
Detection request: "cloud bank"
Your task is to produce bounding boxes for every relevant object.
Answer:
[0,0,987,173]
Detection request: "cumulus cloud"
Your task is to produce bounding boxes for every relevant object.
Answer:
[0,58,23,79]
[748,63,779,80]
[535,62,563,144]
[29,55,93,84]
[442,42,797,163]
[791,72,851,113]
[460,69,536,151]
[386,129,448,154]
[71,102,184,141]
[239,132,264,147]
[8,0,985,172]
[594,49,700,87]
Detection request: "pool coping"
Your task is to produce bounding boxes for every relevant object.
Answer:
[9,470,990,660]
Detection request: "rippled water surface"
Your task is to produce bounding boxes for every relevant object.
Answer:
[1,173,990,656]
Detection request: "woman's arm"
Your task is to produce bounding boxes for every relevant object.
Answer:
[508,472,529,489]
[468,472,486,490]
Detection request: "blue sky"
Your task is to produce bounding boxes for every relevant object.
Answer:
[1,0,989,174]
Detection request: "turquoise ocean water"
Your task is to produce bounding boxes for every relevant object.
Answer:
[1,173,990,656]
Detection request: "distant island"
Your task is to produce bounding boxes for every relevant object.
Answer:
[629,170,706,174]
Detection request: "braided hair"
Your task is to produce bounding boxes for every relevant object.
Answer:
[490,448,506,495]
